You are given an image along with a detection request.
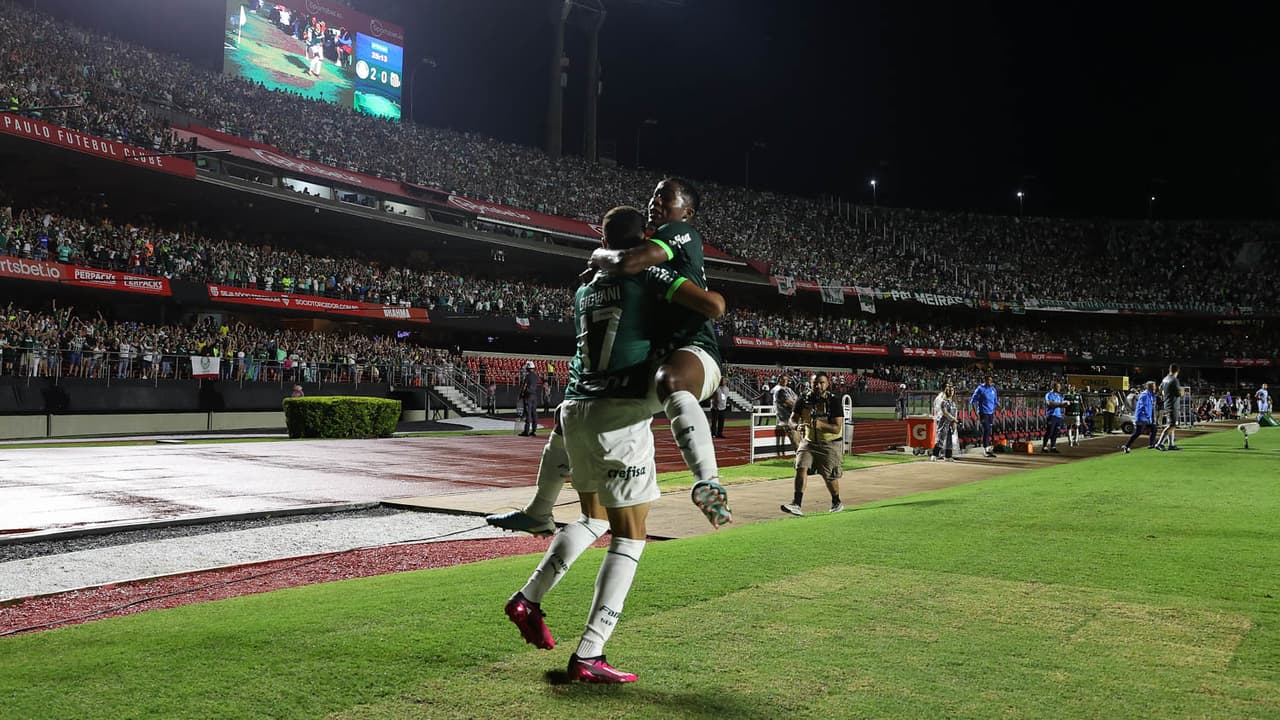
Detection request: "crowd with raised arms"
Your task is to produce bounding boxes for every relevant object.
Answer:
[2,3,1276,311]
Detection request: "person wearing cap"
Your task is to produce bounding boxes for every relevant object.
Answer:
[519,361,541,436]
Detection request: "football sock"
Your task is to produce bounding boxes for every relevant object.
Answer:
[576,537,645,659]
[792,492,803,507]
[525,431,571,521]
[520,514,608,604]
[666,391,719,483]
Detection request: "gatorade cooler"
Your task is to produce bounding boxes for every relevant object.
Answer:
[906,416,936,450]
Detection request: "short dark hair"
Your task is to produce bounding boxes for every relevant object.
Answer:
[601,206,646,249]
[666,176,702,214]
[814,371,829,380]
[1168,363,1180,374]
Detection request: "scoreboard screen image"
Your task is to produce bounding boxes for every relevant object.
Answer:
[224,0,405,121]
[353,33,404,121]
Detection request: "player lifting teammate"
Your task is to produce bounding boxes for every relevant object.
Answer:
[487,178,732,534]
[503,206,725,683]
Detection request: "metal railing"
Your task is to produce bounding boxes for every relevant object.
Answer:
[724,374,763,411]
[0,346,466,391]
[445,365,492,412]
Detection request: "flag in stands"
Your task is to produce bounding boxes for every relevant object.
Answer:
[820,285,845,304]
[191,356,220,380]
[857,286,877,314]
[775,275,796,296]
[515,316,531,330]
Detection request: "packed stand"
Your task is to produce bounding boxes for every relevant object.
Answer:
[2,203,1273,361]
[0,207,573,320]
[2,4,1276,312]
[0,302,454,385]
[717,309,1279,360]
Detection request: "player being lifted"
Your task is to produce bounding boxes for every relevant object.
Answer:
[503,206,726,683]
[486,177,732,533]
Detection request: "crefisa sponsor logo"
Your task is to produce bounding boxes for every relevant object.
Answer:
[382,307,411,319]
[606,466,647,480]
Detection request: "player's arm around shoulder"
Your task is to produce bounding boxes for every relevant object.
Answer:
[589,239,670,275]
[649,265,724,319]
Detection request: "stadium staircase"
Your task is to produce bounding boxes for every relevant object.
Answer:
[724,376,760,412]
[433,385,484,416]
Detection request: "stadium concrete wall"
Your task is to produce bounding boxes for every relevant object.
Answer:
[48,412,210,437]
[208,411,287,431]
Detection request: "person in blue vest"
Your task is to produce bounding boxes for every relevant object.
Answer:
[969,375,998,458]
[1120,381,1157,453]
[1042,381,1067,453]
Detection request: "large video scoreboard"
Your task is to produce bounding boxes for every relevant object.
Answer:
[224,0,406,121]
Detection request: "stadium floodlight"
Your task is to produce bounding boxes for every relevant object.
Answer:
[870,179,878,207]
[1016,191,1025,216]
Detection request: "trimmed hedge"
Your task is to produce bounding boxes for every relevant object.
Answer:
[282,396,401,439]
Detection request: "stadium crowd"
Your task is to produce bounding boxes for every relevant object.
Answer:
[0,302,452,383]
[3,204,1275,362]
[2,3,1276,312]
[717,310,1278,360]
[0,208,573,319]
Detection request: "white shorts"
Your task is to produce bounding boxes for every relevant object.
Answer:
[663,345,721,402]
[561,398,660,509]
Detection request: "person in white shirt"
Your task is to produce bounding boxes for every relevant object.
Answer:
[710,377,729,438]
[1257,384,1272,420]
[771,375,800,456]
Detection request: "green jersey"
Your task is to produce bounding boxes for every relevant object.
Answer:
[565,265,688,401]
[1063,390,1083,416]
[647,221,722,366]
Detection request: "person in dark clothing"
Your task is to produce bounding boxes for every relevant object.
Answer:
[519,361,541,436]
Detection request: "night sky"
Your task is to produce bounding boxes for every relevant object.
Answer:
[28,0,1279,219]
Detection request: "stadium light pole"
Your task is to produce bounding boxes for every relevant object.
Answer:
[635,118,657,168]
[1148,195,1156,220]
[408,58,436,124]
[1016,190,1025,216]
[870,179,877,207]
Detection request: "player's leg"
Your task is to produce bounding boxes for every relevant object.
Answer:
[507,491,607,650]
[487,406,569,535]
[569,500,647,684]
[656,348,729,527]
[570,410,658,683]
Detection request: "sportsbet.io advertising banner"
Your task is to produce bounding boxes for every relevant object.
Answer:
[206,284,430,323]
[0,257,172,296]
